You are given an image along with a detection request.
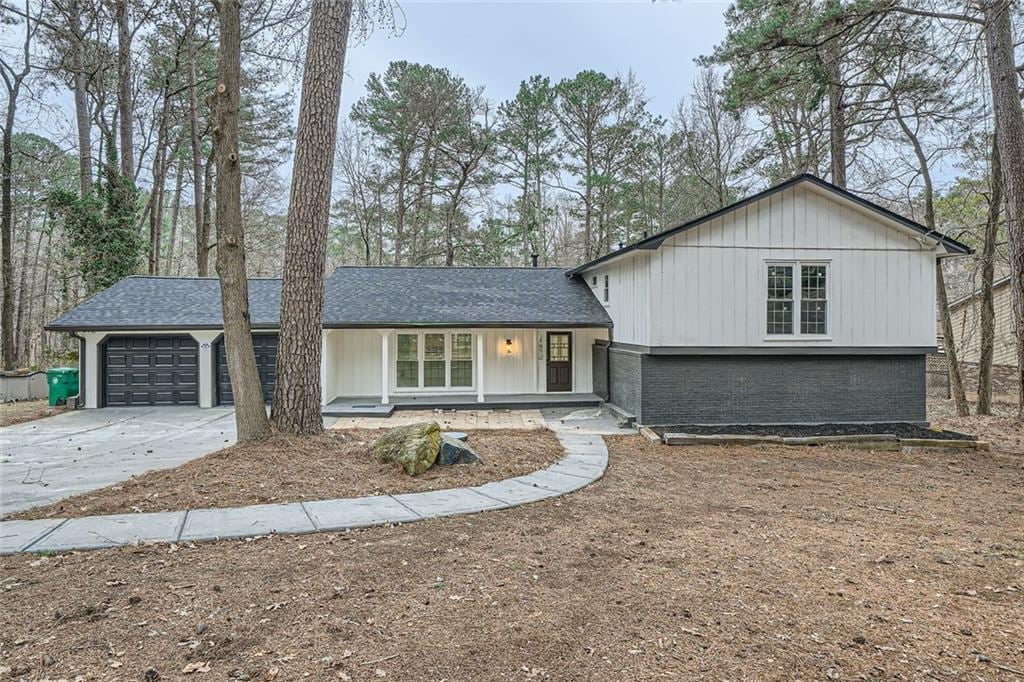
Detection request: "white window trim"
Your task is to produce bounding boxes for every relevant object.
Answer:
[394,331,476,393]
[602,274,610,306]
[763,260,832,341]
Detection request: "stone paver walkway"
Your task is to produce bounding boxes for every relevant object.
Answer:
[330,408,546,431]
[0,421,614,555]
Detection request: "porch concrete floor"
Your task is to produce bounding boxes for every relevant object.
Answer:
[321,392,602,417]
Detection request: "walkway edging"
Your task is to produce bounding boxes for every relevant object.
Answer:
[0,428,608,555]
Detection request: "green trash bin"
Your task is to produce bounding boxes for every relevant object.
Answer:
[47,367,80,406]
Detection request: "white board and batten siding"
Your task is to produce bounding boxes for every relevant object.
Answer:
[322,327,607,402]
[587,184,940,349]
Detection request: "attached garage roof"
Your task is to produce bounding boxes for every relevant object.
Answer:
[46,267,612,331]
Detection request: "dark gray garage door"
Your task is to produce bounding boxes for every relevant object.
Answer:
[103,335,199,406]
[216,333,278,405]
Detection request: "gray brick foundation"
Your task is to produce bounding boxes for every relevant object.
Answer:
[603,346,927,425]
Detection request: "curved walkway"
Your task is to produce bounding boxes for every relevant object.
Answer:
[0,427,609,555]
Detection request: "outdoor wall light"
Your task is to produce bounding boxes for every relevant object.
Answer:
[505,339,513,354]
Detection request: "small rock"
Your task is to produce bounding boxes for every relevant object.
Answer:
[128,595,142,605]
[959,627,973,636]
[436,434,482,466]
[42,655,55,667]
[144,667,161,681]
[442,431,468,441]
[195,623,207,635]
[852,635,866,645]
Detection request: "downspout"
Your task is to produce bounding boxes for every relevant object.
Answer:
[68,331,85,409]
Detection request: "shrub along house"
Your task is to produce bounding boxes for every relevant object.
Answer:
[47,174,970,425]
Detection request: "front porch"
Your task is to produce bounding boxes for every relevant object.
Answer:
[320,326,609,414]
[321,392,603,417]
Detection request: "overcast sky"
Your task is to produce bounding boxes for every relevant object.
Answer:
[339,0,732,122]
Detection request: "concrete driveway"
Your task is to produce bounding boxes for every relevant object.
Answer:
[0,407,236,516]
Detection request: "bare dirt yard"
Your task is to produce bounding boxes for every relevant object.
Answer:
[2,430,1022,680]
[0,399,65,428]
[6,429,563,521]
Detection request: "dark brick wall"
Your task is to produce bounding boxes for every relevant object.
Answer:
[636,354,927,425]
[607,347,643,418]
[592,343,610,400]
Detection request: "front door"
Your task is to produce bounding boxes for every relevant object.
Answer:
[546,332,572,392]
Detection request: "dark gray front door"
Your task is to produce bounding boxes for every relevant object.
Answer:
[103,335,199,406]
[216,333,278,405]
[546,332,572,392]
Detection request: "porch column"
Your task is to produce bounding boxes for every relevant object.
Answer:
[476,331,484,403]
[320,330,330,406]
[379,329,390,405]
[80,331,104,408]
[189,331,221,408]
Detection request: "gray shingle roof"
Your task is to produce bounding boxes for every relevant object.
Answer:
[47,277,284,330]
[322,266,611,327]
[46,268,612,331]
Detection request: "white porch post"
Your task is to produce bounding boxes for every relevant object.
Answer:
[80,331,104,408]
[476,330,485,403]
[189,331,221,408]
[320,330,330,406]
[379,329,390,405]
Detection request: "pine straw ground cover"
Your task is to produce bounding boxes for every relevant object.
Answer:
[929,398,1024,455]
[2,438,1023,680]
[0,399,65,428]
[6,429,563,521]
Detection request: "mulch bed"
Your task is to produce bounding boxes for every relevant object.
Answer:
[6,429,563,521]
[653,422,976,441]
[1,436,1021,680]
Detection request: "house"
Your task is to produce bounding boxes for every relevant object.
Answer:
[47,174,970,425]
[945,275,1019,396]
[947,275,1017,367]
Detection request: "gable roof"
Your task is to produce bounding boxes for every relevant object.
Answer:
[46,267,612,332]
[567,173,973,276]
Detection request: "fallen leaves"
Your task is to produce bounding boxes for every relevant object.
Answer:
[182,661,211,674]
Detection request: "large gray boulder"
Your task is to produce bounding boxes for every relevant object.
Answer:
[437,433,482,466]
[372,421,441,476]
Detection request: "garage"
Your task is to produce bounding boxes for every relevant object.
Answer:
[216,333,278,405]
[103,335,200,406]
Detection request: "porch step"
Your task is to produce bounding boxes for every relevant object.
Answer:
[322,402,396,418]
[321,393,603,417]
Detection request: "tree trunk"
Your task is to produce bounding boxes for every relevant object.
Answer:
[2,2,30,371]
[115,0,134,177]
[937,261,971,416]
[69,0,93,197]
[982,0,1024,419]
[199,148,215,275]
[148,102,171,274]
[25,212,46,366]
[823,38,846,188]
[214,0,271,442]
[977,138,1002,415]
[188,5,207,277]
[271,0,353,436]
[14,206,33,364]
[165,155,185,274]
[889,87,968,415]
[1,94,17,371]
